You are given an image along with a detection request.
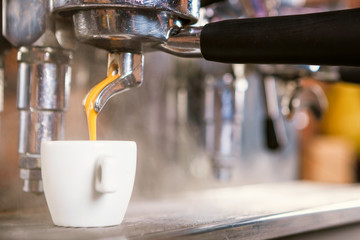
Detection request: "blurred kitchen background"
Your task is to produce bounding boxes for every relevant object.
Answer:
[1,0,360,212]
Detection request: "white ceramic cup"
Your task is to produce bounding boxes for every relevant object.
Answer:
[41,141,137,227]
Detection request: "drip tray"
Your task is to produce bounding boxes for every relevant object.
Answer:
[2,181,360,239]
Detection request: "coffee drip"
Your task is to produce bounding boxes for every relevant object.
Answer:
[84,52,143,140]
[84,65,120,140]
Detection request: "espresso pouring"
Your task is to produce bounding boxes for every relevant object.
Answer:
[84,70,120,140]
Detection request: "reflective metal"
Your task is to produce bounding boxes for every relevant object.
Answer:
[17,46,72,193]
[204,65,248,180]
[3,0,76,49]
[257,64,315,79]
[257,64,329,121]
[158,27,202,58]
[55,0,200,53]
[22,179,44,193]
[312,66,341,82]
[3,0,75,193]
[281,81,328,120]
[2,0,48,46]
[94,52,143,113]
[52,0,200,23]
[73,9,183,52]
[4,183,360,239]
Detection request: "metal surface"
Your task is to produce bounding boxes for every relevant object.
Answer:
[52,0,200,23]
[2,182,360,239]
[281,81,328,120]
[257,64,320,79]
[73,9,181,52]
[3,0,75,193]
[158,27,202,58]
[54,0,200,53]
[3,0,48,46]
[256,64,328,120]
[94,52,143,113]
[17,46,72,193]
[0,1,12,53]
[204,65,248,180]
[2,0,76,49]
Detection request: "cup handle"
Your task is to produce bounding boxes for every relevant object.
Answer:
[95,157,120,193]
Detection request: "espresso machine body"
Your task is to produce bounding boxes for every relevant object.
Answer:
[1,0,358,204]
[0,0,301,199]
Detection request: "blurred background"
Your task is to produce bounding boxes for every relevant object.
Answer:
[1,0,360,212]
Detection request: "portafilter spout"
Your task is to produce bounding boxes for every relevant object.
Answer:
[93,52,143,114]
[52,0,198,113]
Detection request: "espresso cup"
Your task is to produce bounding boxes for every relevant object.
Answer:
[41,140,137,227]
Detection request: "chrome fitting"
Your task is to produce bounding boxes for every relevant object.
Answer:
[17,46,72,193]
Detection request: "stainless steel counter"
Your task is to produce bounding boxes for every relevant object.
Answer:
[2,182,360,239]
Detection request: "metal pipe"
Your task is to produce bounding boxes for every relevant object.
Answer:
[204,66,248,180]
[17,46,72,193]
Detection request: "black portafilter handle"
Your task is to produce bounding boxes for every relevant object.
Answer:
[200,8,360,66]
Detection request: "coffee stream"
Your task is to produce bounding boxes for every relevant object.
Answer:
[84,67,120,140]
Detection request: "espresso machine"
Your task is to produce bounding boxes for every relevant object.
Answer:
[5,0,360,238]
[2,0,356,194]
[0,0,359,203]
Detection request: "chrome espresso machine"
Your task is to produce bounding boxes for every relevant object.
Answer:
[3,0,360,239]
